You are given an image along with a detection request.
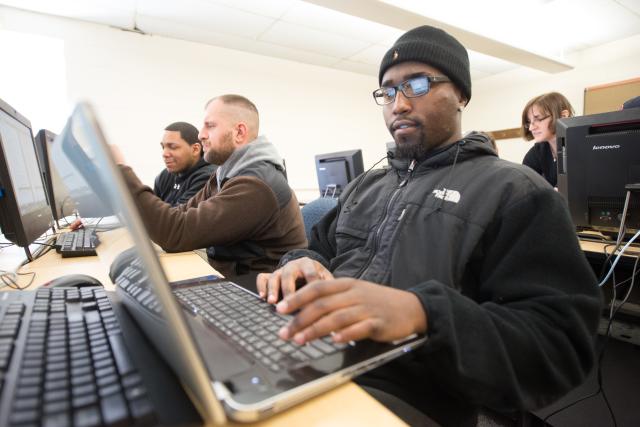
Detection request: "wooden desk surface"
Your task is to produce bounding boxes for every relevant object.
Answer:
[7,228,406,427]
[579,238,640,257]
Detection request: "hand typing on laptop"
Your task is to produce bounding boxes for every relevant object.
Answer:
[256,258,427,345]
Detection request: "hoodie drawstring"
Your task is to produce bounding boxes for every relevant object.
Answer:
[436,141,463,209]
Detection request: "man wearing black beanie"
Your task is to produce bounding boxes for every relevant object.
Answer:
[259,25,601,426]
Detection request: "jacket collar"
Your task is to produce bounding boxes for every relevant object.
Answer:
[388,131,496,173]
[175,157,209,181]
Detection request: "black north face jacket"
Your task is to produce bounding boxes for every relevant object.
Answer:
[281,132,601,426]
[153,158,216,206]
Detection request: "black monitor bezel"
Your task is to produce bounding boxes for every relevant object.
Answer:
[0,98,53,250]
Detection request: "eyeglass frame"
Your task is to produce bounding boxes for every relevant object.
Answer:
[524,115,551,128]
[372,75,451,106]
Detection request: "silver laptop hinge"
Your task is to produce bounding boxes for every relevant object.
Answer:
[212,381,231,401]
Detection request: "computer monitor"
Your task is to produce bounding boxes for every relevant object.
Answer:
[33,129,77,227]
[315,149,364,197]
[557,107,640,236]
[0,98,53,260]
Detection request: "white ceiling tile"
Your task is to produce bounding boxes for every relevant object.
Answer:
[468,50,517,75]
[260,21,369,59]
[617,0,640,15]
[348,44,389,66]
[280,2,402,44]
[137,0,274,39]
[470,69,492,81]
[331,59,378,76]
[202,0,298,18]
[379,29,404,46]
[137,14,338,67]
[1,0,638,81]
[0,0,135,28]
[249,41,339,67]
[549,0,640,53]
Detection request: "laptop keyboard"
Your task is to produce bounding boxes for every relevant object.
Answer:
[173,283,349,372]
[56,229,100,258]
[110,252,351,373]
[0,287,155,427]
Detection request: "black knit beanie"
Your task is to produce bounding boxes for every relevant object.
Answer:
[379,25,472,103]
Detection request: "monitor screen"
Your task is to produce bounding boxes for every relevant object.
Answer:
[0,98,52,254]
[315,149,364,197]
[557,107,640,235]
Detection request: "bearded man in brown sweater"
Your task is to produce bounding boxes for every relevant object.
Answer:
[112,94,306,289]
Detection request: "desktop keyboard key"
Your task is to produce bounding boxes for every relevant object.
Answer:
[108,334,134,376]
[44,389,70,403]
[9,409,38,425]
[73,405,101,427]
[73,383,97,398]
[101,393,130,426]
[73,392,98,409]
[99,382,122,398]
[0,352,11,370]
[20,367,43,378]
[71,373,93,387]
[13,396,40,411]
[16,385,39,398]
[96,374,118,388]
[129,397,155,424]
[43,400,70,414]
[124,384,146,401]
[121,373,142,388]
[42,411,71,427]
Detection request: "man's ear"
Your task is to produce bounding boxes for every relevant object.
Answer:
[192,142,202,156]
[454,86,468,107]
[235,122,248,145]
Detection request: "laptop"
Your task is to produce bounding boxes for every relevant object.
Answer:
[48,102,427,424]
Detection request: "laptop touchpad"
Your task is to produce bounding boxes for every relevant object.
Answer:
[188,317,254,378]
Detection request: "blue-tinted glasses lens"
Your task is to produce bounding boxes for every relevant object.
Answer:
[406,77,429,96]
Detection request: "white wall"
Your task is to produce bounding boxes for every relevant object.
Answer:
[2,6,639,200]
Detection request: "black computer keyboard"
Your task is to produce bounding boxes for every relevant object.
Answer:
[0,287,156,427]
[56,229,100,258]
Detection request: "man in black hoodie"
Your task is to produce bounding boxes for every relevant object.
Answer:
[153,121,216,206]
[257,26,602,426]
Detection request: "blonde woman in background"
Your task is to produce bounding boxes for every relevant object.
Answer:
[521,92,574,187]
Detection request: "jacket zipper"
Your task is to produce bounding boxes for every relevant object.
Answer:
[355,159,416,279]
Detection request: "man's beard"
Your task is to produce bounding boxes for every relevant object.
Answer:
[394,129,430,160]
[204,131,235,165]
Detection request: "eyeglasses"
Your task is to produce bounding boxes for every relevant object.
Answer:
[525,115,550,128]
[372,75,451,106]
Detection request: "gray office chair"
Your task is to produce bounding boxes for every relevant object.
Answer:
[300,197,338,241]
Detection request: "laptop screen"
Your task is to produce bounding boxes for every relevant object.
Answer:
[49,102,227,424]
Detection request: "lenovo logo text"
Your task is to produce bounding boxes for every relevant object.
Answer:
[592,144,621,150]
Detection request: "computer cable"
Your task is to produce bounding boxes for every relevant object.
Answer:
[598,229,640,288]
[543,238,639,426]
[611,266,640,290]
[599,241,624,283]
[0,269,35,290]
[26,237,57,261]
